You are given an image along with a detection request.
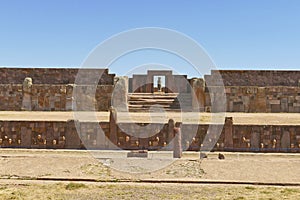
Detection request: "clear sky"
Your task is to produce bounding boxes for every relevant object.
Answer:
[0,0,300,77]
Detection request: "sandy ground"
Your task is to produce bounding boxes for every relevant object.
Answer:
[0,111,300,125]
[1,149,300,199]
[0,149,300,184]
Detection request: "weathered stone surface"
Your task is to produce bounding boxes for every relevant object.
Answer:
[173,122,182,158]
[281,130,291,149]
[224,117,233,149]
[206,70,300,87]
[65,120,81,149]
[250,129,260,151]
[191,78,205,111]
[0,68,115,85]
[20,127,31,148]
[108,106,119,149]
[21,77,33,111]
[112,76,128,112]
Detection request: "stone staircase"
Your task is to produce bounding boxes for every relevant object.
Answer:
[128,93,192,112]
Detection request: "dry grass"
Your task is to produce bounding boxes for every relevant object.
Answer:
[0,182,300,200]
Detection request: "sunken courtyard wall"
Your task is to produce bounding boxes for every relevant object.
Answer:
[1,120,300,153]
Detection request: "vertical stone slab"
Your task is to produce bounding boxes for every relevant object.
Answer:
[112,77,128,112]
[46,126,54,148]
[21,77,33,111]
[109,106,118,149]
[21,127,31,148]
[173,122,182,158]
[65,120,81,149]
[224,117,233,149]
[65,84,74,111]
[281,130,290,150]
[167,119,175,143]
[191,78,206,111]
[250,128,260,151]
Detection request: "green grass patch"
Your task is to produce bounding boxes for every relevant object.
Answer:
[65,183,87,190]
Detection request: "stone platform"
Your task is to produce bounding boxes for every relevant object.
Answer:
[0,111,299,125]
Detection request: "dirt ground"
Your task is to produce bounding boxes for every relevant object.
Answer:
[0,149,300,199]
[0,149,300,183]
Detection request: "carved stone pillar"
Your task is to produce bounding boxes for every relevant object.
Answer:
[191,78,205,111]
[21,77,32,111]
[109,106,118,149]
[173,122,182,158]
[224,117,233,149]
[66,84,74,111]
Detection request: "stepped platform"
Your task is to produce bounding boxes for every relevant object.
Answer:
[128,93,192,112]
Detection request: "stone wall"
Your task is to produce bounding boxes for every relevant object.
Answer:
[0,85,23,111]
[130,70,190,93]
[0,68,115,85]
[0,84,114,111]
[204,86,300,113]
[1,119,300,152]
[205,70,300,86]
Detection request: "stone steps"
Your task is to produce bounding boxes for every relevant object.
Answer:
[128,93,192,112]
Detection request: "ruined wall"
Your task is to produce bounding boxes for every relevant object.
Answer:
[205,70,300,86]
[223,86,300,113]
[0,68,116,111]
[1,120,300,152]
[0,68,115,85]
[0,84,114,111]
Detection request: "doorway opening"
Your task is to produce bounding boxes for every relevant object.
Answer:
[153,76,166,93]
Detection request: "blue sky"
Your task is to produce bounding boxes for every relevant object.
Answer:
[0,0,299,77]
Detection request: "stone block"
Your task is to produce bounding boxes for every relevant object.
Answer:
[281,131,290,149]
[21,127,31,148]
[250,131,260,151]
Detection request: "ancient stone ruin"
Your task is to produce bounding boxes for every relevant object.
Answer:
[0,68,300,153]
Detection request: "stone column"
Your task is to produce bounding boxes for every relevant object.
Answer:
[109,106,118,148]
[167,119,175,143]
[66,84,74,111]
[281,130,290,151]
[112,77,128,112]
[20,126,31,148]
[250,128,261,151]
[173,122,182,158]
[224,117,233,149]
[21,77,33,111]
[191,78,206,111]
[165,119,175,150]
